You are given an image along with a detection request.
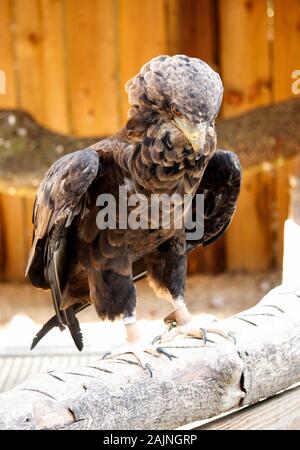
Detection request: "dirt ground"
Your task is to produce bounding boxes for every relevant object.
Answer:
[0,271,282,328]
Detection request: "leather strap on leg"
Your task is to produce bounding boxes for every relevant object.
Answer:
[163,304,191,326]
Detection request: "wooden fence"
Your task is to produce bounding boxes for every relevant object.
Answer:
[1,0,300,134]
[0,0,217,135]
[0,0,300,280]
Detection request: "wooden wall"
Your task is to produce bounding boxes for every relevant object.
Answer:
[0,0,217,136]
[1,1,299,133]
[218,0,300,273]
[1,0,300,280]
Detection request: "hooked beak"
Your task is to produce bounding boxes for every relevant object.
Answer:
[172,117,207,154]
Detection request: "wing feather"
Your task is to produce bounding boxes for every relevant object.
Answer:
[26,148,100,349]
[186,149,242,252]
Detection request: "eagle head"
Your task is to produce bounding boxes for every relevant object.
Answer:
[125,55,223,156]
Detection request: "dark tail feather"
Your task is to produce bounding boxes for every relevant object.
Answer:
[65,307,83,351]
[31,316,65,350]
[31,304,85,351]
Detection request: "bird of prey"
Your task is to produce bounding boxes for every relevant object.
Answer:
[26,55,241,368]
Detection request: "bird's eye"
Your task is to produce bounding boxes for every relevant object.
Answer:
[171,105,182,117]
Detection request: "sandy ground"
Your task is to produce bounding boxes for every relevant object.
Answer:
[0,271,282,327]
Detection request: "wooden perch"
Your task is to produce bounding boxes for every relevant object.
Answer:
[0,285,300,430]
[217,98,300,169]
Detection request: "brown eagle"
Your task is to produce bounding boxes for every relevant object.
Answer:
[26,55,241,368]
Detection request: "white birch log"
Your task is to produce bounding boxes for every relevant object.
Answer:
[0,282,300,430]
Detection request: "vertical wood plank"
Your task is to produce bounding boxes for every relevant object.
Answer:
[226,166,275,272]
[65,0,119,136]
[14,0,69,133]
[219,0,271,118]
[168,0,217,67]
[0,0,17,108]
[118,0,169,124]
[14,0,45,125]
[188,238,226,275]
[0,192,28,281]
[273,0,300,102]
[40,0,69,132]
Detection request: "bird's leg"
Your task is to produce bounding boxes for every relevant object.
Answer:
[124,315,144,342]
[163,297,192,326]
[157,297,235,344]
[144,236,235,346]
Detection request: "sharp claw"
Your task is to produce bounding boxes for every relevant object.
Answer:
[152,321,177,345]
[101,351,111,360]
[144,363,153,378]
[152,335,162,345]
[200,328,207,345]
[156,346,177,361]
[228,332,237,344]
[195,328,236,345]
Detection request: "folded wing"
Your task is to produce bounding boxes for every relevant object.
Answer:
[26,149,100,349]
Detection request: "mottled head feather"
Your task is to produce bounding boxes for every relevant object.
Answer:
[125,55,223,124]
